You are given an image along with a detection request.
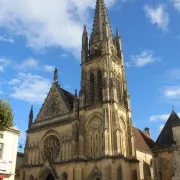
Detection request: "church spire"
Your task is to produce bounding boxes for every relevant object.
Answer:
[90,0,113,44]
[28,106,33,129]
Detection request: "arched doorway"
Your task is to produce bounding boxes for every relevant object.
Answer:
[46,174,54,180]
[61,172,68,180]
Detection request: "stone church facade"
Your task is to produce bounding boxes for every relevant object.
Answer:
[20,0,151,180]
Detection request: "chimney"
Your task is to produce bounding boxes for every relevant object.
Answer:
[144,127,150,136]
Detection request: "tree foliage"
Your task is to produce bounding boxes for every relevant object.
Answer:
[0,99,14,131]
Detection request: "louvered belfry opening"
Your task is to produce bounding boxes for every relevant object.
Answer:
[90,73,95,104]
[117,80,121,104]
[97,70,103,103]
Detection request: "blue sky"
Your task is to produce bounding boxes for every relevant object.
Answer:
[0,0,180,149]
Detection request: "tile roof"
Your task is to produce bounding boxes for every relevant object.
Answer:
[155,111,180,150]
[133,127,155,152]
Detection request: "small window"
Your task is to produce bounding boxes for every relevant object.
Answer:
[116,80,121,103]
[102,133,103,138]
[91,147,92,153]
[102,145,104,151]
[0,143,3,158]
[91,136,92,140]
[97,70,103,102]
[96,134,97,139]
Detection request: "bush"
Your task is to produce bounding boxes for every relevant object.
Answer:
[0,99,14,131]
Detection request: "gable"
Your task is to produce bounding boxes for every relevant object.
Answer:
[155,111,180,149]
[36,84,74,121]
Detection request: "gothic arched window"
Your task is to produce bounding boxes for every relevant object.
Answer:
[116,80,121,104]
[90,73,95,104]
[97,70,103,103]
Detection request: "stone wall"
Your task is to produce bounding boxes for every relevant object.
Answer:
[172,126,180,180]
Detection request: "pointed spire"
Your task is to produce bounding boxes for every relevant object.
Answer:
[115,28,123,59]
[82,24,89,64]
[90,0,113,44]
[83,25,87,35]
[28,106,33,129]
[54,68,58,84]
[75,89,77,97]
[116,28,120,37]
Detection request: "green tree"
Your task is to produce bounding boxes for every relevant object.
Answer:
[0,99,14,131]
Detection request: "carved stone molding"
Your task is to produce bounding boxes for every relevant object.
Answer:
[104,108,109,131]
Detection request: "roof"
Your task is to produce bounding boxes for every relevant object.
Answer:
[7,127,20,135]
[17,152,24,156]
[35,83,75,121]
[155,110,180,150]
[133,127,155,152]
[59,87,74,109]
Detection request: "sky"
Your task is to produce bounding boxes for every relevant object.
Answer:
[0,0,180,150]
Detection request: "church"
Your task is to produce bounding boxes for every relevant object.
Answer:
[20,0,159,180]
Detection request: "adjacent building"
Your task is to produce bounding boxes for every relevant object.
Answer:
[153,110,180,180]
[15,152,24,180]
[0,128,20,180]
[134,128,154,180]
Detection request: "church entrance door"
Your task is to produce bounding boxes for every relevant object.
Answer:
[46,174,55,180]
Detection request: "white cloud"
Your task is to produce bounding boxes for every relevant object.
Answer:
[0,35,14,43]
[44,65,55,73]
[173,0,180,11]
[0,58,10,72]
[0,0,116,56]
[15,57,54,73]
[144,4,169,31]
[150,114,169,122]
[9,73,51,104]
[17,58,39,70]
[150,112,180,122]
[128,50,160,67]
[164,86,180,99]
[8,78,21,85]
[59,53,69,58]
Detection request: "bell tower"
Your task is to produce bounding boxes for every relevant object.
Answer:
[79,0,135,159]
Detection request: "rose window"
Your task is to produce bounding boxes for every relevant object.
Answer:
[43,135,60,161]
